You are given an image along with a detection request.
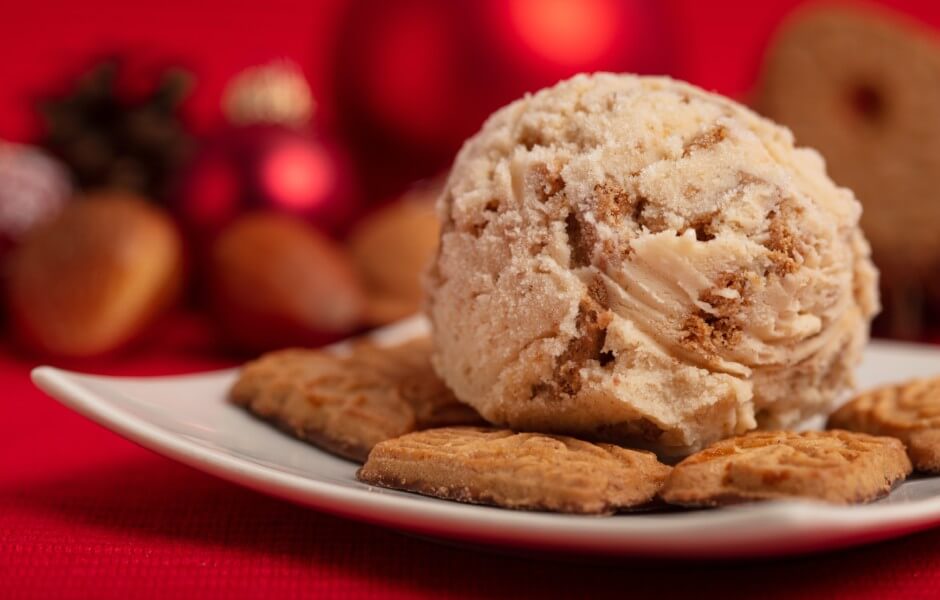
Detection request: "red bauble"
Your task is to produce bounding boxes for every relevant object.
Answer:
[331,0,673,200]
[172,124,355,241]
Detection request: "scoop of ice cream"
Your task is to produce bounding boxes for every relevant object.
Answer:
[426,73,879,456]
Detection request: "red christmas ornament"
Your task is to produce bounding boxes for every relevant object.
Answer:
[331,0,672,200]
[172,124,355,242]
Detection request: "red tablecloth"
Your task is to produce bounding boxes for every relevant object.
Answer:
[2,313,940,599]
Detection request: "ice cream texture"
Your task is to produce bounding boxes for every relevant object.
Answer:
[426,73,878,456]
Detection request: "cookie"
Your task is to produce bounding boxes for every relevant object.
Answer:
[757,7,940,334]
[357,426,672,514]
[230,337,483,462]
[828,377,940,472]
[660,430,911,506]
[351,337,485,429]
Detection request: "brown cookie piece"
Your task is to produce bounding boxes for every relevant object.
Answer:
[757,7,940,335]
[661,430,911,507]
[828,377,940,472]
[230,337,483,462]
[357,426,672,514]
[758,6,940,279]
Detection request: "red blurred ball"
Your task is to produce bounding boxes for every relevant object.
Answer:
[173,124,355,241]
[332,0,672,200]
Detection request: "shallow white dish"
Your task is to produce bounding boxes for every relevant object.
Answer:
[31,316,940,558]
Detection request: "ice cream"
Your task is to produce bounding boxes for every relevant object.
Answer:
[425,73,879,456]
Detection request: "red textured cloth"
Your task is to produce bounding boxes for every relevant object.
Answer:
[3,319,940,600]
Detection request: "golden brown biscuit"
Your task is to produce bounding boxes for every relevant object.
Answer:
[661,430,911,506]
[828,377,940,472]
[757,7,940,335]
[230,337,483,462]
[350,337,486,429]
[357,426,672,514]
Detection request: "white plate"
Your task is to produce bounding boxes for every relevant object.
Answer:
[31,316,940,558]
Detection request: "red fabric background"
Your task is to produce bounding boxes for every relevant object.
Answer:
[5,1,940,598]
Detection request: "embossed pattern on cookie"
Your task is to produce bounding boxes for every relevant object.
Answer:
[357,426,672,514]
[660,430,911,506]
[230,338,483,462]
[828,377,940,472]
[351,338,484,429]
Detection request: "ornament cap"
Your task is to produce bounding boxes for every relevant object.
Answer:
[222,60,315,128]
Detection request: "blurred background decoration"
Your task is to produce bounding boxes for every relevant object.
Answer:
[1,0,940,361]
[38,57,194,200]
[0,142,71,254]
[331,0,672,200]
[757,5,940,339]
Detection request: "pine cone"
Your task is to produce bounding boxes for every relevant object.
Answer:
[38,58,194,200]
